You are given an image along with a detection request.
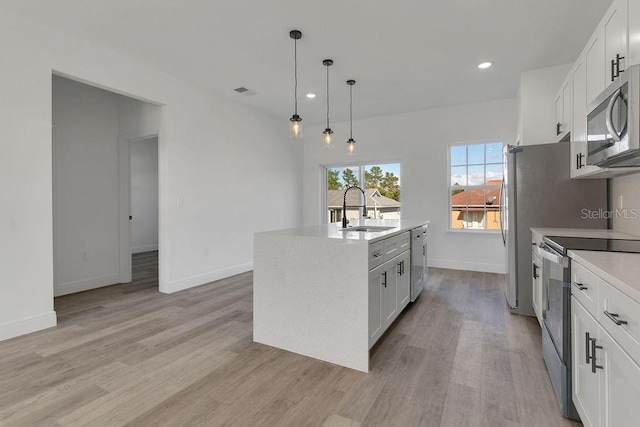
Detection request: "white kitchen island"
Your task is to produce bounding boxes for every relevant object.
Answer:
[253,219,428,372]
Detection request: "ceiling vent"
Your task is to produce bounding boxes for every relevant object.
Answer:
[233,87,257,96]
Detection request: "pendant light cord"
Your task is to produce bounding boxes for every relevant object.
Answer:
[294,38,298,115]
[349,84,353,138]
[326,65,330,128]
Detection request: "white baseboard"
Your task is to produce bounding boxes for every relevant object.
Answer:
[54,274,120,297]
[162,262,253,294]
[132,244,158,254]
[428,258,507,274]
[0,311,57,341]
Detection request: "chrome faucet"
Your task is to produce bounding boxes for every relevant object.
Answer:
[342,185,368,228]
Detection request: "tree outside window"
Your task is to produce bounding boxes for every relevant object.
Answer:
[325,163,401,223]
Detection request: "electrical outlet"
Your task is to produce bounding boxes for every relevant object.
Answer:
[204,248,210,257]
[82,251,89,261]
[176,196,184,208]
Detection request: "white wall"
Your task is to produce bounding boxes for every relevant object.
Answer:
[610,174,640,236]
[0,13,302,340]
[131,137,159,254]
[517,63,572,145]
[303,98,517,273]
[52,76,123,296]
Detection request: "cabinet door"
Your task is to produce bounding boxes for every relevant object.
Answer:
[571,60,603,178]
[571,61,587,176]
[554,92,563,138]
[562,78,571,134]
[572,298,601,427]
[396,251,410,309]
[382,261,398,328]
[599,326,640,427]
[586,32,606,106]
[369,266,383,348]
[532,251,543,325]
[604,0,628,85]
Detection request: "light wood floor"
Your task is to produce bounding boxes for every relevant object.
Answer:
[0,254,581,426]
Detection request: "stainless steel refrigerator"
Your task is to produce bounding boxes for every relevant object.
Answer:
[500,142,607,316]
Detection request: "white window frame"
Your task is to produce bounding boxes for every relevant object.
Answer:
[447,140,504,233]
[321,160,402,224]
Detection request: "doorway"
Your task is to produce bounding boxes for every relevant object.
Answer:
[52,74,161,297]
[127,136,159,288]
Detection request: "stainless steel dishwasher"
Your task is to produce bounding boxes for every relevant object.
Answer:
[410,225,427,302]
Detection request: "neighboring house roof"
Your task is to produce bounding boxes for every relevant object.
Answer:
[451,180,501,210]
[328,188,400,209]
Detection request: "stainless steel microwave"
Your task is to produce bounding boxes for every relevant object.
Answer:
[587,64,640,167]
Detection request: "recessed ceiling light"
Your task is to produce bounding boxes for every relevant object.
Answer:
[478,62,493,69]
[306,93,316,99]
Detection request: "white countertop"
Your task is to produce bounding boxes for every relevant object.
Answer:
[569,250,640,304]
[257,219,429,242]
[530,227,639,240]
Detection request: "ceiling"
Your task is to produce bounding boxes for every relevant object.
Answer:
[7,0,612,125]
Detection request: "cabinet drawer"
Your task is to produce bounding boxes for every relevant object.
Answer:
[383,232,409,262]
[598,279,640,366]
[369,241,384,270]
[572,261,601,317]
[397,232,411,253]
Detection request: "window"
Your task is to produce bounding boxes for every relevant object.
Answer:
[324,163,401,224]
[449,142,503,230]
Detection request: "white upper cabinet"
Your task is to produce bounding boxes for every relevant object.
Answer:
[571,58,605,178]
[554,76,572,142]
[629,0,640,67]
[564,0,640,178]
[585,33,606,107]
[604,0,629,86]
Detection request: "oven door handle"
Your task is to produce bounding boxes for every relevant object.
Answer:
[536,243,565,265]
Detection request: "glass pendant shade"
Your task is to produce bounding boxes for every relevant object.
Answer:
[290,115,303,139]
[323,128,334,148]
[346,138,356,156]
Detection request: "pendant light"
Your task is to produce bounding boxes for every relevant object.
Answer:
[346,79,356,156]
[289,30,303,139]
[322,59,334,148]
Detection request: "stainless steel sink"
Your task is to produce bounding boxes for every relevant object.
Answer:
[340,226,395,232]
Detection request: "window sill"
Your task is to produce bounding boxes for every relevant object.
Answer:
[446,229,502,235]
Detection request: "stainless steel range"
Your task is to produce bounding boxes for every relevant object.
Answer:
[538,236,640,420]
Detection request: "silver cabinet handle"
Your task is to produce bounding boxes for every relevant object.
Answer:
[604,311,628,326]
[590,336,603,373]
[573,282,588,291]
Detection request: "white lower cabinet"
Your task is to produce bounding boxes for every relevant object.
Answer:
[532,248,544,325]
[396,250,410,308]
[572,291,640,426]
[381,260,399,327]
[369,265,384,346]
[572,297,602,427]
[368,248,410,348]
[599,330,640,427]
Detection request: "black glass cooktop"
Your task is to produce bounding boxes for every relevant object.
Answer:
[544,236,640,255]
